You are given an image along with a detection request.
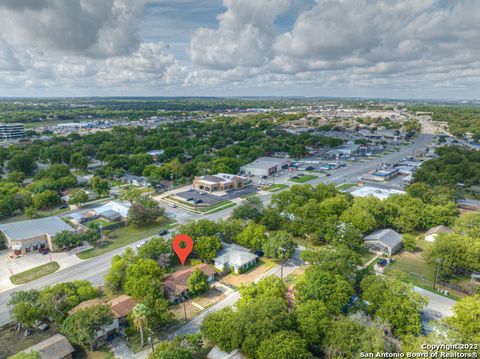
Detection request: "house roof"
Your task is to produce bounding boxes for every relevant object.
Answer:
[364,229,403,249]
[69,295,135,319]
[95,201,131,219]
[109,295,136,319]
[207,346,245,359]
[164,264,216,296]
[0,216,75,241]
[425,225,452,236]
[68,298,104,315]
[214,243,258,268]
[24,334,74,359]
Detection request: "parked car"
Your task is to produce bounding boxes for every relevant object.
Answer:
[136,240,148,249]
[39,248,49,255]
[34,320,49,331]
[168,203,177,208]
[261,175,268,179]
[194,199,203,204]
[297,173,305,177]
[159,229,169,236]
[254,250,264,257]
[187,197,194,201]
[377,258,388,267]
[306,166,315,171]
[59,204,69,209]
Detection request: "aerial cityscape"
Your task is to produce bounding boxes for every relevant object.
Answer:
[0,1,479,359]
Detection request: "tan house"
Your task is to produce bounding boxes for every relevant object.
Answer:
[0,216,76,256]
[164,263,217,303]
[193,173,247,192]
[22,334,74,359]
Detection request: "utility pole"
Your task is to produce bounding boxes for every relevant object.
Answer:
[183,300,187,322]
[279,247,286,281]
[148,336,154,354]
[433,258,441,290]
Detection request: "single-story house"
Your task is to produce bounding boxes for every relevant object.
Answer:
[22,334,75,359]
[94,201,131,221]
[214,243,258,274]
[193,173,247,192]
[120,175,150,187]
[207,346,245,359]
[146,149,164,160]
[364,228,403,255]
[68,295,135,346]
[0,216,76,255]
[164,264,216,303]
[424,225,452,242]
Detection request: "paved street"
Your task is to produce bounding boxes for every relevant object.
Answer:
[0,134,436,326]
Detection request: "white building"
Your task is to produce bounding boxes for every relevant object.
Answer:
[214,243,258,273]
[424,225,452,242]
[0,123,24,141]
[240,157,290,177]
[95,201,131,220]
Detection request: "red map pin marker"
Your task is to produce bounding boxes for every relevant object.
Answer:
[172,234,193,266]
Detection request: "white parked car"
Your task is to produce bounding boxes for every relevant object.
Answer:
[168,202,177,208]
[136,240,148,249]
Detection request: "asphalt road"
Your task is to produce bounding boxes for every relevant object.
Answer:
[0,134,435,326]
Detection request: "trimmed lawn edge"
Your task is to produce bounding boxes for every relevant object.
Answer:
[10,261,60,285]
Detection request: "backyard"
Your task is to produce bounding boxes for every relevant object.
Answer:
[77,217,175,259]
[221,257,276,287]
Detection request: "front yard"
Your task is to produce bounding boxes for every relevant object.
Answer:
[77,217,175,259]
[221,257,276,287]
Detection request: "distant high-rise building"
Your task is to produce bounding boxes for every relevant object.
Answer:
[0,123,24,141]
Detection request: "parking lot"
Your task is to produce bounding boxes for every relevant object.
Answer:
[176,186,258,205]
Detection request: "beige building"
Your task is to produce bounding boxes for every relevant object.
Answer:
[0,216,76,255]
[193,173,247,192]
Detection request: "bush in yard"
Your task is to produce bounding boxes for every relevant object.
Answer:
[402,234,416,251]
[187,269,209,296]
[127,203,164,227]
[68,189,89,207]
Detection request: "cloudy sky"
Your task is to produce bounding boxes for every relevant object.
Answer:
[0,0,479,99]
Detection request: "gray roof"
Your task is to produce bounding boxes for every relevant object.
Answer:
[364,229,402,249]
[241,157,287,170]
[215,243,257,268]
[0,216,75,241]
[24,334,74,359]
[425,225,452,236]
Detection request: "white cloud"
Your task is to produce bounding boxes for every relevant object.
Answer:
[188,0,291,70]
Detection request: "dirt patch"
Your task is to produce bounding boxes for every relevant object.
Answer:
[170,301,201,322]
[193,287,226,308]
[0,322,60,359]
[221,258,276,287]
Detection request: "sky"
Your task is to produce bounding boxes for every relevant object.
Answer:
[0,0,479,99]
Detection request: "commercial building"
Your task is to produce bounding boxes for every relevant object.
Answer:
[362,168,399,182]
[193,173,247,192]
[0,123,24,141]
[364,229,403,255]
[94,201,131,221]
[0,216,76,255]
[240,157,290,177]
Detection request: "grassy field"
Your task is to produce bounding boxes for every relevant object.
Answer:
[240,192,257,198]
[167,196,235,214]
[10,261,60,285]
[336,183,357,191]
[288,175,318,183]
[77,217,174,259]
[358,247,377,265]
[266,184,289,192]
[383,239,463,299]
[202,201,236,214]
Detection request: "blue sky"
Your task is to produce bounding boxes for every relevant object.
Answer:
[0,0,479,99]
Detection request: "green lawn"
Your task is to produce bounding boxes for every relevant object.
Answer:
[336,183,357,191]
[265,184,289,192]
[77,217,175,259]
[358,247,377,265]
[167,196,235,214]
[0,207,70,225]
[240,192,257,199]
[10,262,60,285]
[288,175,318,183]
[202,201,236,214]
